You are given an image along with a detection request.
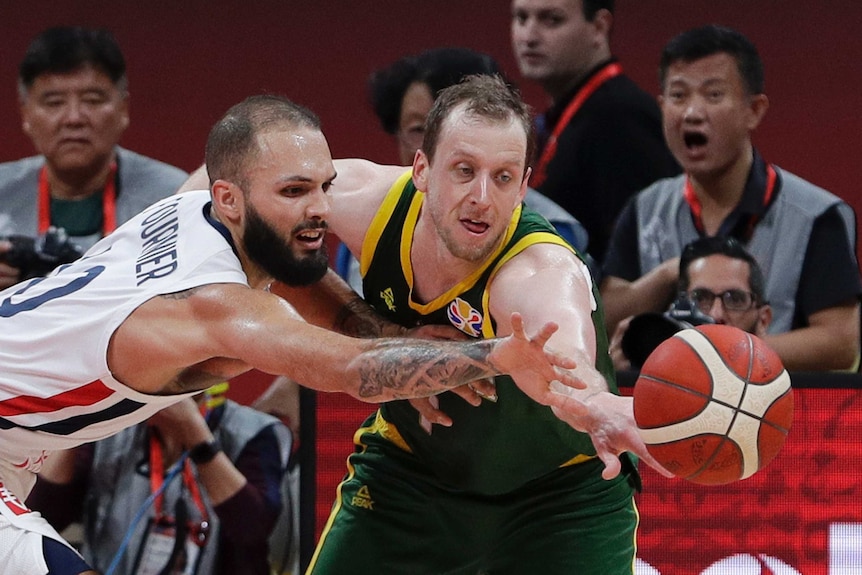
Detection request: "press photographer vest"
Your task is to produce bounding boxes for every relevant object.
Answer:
[634,167,856,333]
[0,147,187,251]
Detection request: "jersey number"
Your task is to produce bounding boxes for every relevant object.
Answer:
[0,266,105,317]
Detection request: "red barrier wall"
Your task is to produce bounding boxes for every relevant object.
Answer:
[313,384,862,574]
[632,386,862,575]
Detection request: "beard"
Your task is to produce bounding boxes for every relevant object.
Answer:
[243,203,329,287]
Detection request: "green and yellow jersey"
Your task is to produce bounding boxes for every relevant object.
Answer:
[358,171,621,495]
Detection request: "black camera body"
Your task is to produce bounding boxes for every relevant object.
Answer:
[0,227,84,280]
[620,295,715,369]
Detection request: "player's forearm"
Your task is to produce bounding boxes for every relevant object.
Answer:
[344,337,498,401]
[331,294,407,338]
[271,270,405,338]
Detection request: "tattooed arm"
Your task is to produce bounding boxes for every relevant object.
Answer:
[271,270,461,342]
[347,313,580,405]
[272,270,493,405]
[270,270,407,338]
[109,283,580,404]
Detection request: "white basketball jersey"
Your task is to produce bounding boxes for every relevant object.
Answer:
[0,190,248,470]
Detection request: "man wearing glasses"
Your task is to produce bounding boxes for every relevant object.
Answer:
[678,236,771,336]
[610,236,771,371]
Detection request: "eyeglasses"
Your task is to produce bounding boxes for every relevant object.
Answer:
[687,288,758,313]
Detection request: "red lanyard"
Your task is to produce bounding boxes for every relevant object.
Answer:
[531,62,623,188]
[37,162,118,235]
[683,163,777,239]
[149,434,209,524]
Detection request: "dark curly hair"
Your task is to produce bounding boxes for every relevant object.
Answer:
[368,47,502,135]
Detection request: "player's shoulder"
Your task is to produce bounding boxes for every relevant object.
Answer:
[168,282,255,311]
[496,240,583,283]
[333,159,406,195]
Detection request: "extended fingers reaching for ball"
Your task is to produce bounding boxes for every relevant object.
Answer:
[549,390,675,479]
[491,313,585,407]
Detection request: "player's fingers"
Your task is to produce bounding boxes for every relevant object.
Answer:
[546,387,590,416]
[449,380,497,405]
[546,350,578,371]
[599,451,623,480]
[549,365,585,389]
[448,385,481,406]
[548,387,591,415]
[635,448,675,478]
[408,397,452,427]
[469,379,498,402]
[531,320,560,348]
[508,312,527,341]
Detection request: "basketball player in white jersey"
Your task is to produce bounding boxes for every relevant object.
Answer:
[0,95,581,575]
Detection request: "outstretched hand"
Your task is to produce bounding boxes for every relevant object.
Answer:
[404,323,497,430]
[549,389,674,480]
[488,313,585,407]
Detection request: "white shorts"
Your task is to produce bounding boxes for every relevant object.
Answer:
[0,461,87,575]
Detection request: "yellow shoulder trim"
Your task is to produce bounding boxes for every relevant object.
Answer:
[409,204,525,316]
[360,170,414,276]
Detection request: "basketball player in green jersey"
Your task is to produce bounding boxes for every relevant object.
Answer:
[301,75,671,574]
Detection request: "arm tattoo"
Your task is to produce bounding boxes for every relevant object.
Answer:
[159,286,205,301]
[355,339,496,400]
[333,297,405,338]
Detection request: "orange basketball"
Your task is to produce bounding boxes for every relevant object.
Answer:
[633,324,793,485]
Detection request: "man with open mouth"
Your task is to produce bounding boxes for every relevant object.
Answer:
[600,24,861,373]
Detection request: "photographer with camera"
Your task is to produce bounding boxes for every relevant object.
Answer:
[601,25,860,372]
[610,236,772,371]
[0,26,187,289]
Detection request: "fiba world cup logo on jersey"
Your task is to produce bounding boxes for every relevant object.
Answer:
[447,297,483,337]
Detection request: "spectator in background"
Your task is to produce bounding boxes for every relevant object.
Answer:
[369,47,501,168]
[27,384,292,575]
[337,46,589,289]
[511,0,679,264]
[601,24,861,372]
[610,236,772,371]
[0,26,187,289]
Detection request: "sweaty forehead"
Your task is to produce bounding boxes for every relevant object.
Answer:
[256,127,329,156]
[440,106,524,141]
[250,128,333,175]
[437,111,527,163]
